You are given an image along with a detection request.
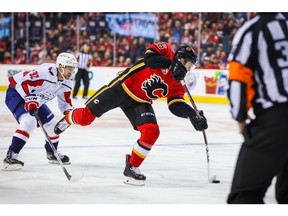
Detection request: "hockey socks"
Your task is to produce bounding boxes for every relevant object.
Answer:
[130,140,151,167]
[9,129,30,153]
[44,138,59,152]
[129,123,159,167]
[123,141,151,186]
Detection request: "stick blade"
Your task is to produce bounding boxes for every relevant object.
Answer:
[69,172,84,182]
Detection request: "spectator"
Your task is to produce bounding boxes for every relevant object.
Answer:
[116,55,126,67]
[0,39,7,62]
[172,19,184,44]
[124,57,132,67]
[201,56,210,68]
[201,42,214,63]
[0,12,247,67]
[30,55,40,65]
[200,56,217,69]
[14,48,26,64]
[210,54,221,69]
[101,50,113,66]
[128,38,139,63]
[2,51,12,64]
[219,51,228,69]
[92,51,102,66]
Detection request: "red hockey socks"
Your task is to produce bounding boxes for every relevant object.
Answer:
[130,123,160,167]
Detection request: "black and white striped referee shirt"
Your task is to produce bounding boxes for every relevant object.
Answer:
[227,13,288,122]
[76,51,93,70]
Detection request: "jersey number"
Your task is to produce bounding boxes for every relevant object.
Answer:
[23,70,40,79]
[275,41,288,67]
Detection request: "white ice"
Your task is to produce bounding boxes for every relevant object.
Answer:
[0,91,283,215]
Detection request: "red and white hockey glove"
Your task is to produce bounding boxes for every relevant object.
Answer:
[24,94,40,115]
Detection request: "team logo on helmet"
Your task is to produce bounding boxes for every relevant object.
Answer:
[156,42,167,50]
[142,74,168,99]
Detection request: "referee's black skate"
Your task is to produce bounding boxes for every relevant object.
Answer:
[123,154,146,186]
[46,151,71,165]
[54,116,70,135]
[2,150,24,171]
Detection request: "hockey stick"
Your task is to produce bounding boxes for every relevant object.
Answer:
[180,80,213,183]
[34,111,72,181]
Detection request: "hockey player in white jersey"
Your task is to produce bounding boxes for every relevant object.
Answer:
[3,52,78,171]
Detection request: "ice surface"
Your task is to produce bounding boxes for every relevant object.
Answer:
[0,92,282,215]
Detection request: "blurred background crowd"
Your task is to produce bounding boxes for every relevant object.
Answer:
[0,12,256,69]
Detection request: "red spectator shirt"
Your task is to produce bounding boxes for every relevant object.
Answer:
[120,42,185,104]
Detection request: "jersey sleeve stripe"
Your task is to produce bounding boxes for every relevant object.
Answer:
[167,98,185,107]
[21,80,45,95]
[8,76,17,88]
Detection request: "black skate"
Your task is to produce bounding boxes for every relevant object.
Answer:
[54,117,70,135]
[123,154,146,186]
[47,151,71,165]
[2,150,24,171]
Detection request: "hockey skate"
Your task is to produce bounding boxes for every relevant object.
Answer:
[2,150,24,171]
[54,116,70,135]
[123,154,146,186]
[47,151,71,165]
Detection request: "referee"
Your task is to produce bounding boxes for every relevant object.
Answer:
[73,43,93,99]
[227,13,288,204]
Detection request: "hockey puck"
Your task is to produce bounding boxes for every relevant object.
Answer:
[212,180,220,183]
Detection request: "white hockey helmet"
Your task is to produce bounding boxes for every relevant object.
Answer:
[56,52,78,79]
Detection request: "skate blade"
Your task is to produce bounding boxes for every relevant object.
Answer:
[123,176,145,186]
[2,163,23,171]
[48,161,71,165]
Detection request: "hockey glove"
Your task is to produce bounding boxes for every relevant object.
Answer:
[24,94,40,115]
[170,57,187,82]
[187,110,208,131]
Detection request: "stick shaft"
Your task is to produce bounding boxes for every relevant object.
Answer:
[34,111,71,180]
[180,80,210,182]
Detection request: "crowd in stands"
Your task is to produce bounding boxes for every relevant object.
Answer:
[0,12,256,69]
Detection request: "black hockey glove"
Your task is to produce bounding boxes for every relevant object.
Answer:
[187,110,208,131]
[170,58,187,82]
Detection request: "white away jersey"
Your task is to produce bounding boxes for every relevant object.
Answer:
[8,63,73,114]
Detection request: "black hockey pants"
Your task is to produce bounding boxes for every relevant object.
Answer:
[227,103,288,204]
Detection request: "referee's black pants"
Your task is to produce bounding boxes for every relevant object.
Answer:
[227,103,288,204]
[73,68,90,98]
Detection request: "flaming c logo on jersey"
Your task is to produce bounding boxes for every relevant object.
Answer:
[142,74,168,99]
